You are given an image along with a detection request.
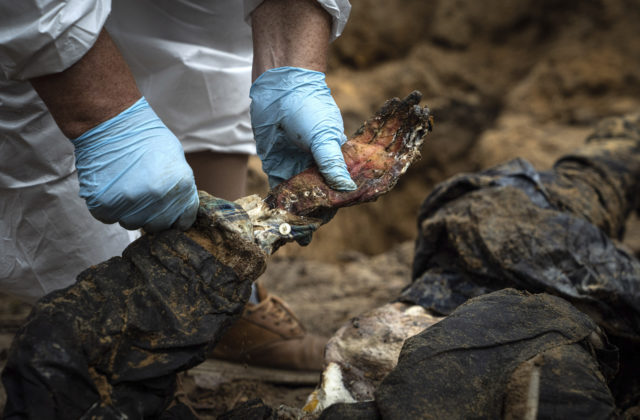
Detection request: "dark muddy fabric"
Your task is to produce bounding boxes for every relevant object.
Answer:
[402,114,640,341]
[543,115,640,240]
[318,401,381,420]
[158,403,199,420]
[504,343,616,419]
[376,289,617,420]
[2,230,251,419]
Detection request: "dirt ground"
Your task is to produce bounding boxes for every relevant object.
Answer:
[2,0,640,417]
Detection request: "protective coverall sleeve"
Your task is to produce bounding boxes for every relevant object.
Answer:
[0,0,111,80]
[243,0,351,42]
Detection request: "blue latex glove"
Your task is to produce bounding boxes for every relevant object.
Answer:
[250,66,357,190]
[71,97,199,233]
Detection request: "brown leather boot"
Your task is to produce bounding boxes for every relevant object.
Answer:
[211,283,326,371]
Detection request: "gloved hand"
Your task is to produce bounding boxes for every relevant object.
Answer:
[71,97,199,233]
[250,66,357,190]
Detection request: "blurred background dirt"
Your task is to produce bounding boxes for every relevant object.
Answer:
[2,0,640,417]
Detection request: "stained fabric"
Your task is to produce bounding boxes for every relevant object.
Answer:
[375,289,617,420]
[1,194,266,419]
[318,401,382,420]
[403,114,640,342]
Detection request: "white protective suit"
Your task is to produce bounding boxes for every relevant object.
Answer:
[0,0,351,303]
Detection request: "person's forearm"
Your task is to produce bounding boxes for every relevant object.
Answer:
[29,29,141,139]
[251,0,332,82]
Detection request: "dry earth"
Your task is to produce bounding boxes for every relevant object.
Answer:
[2,0,640,417]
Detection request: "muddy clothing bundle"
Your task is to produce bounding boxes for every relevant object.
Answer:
[323,114,640,419]
[1,197,267,419]
[404,115,640,338]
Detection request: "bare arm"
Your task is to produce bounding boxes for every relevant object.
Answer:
[29,29,141,139]
[251,0,332,81]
